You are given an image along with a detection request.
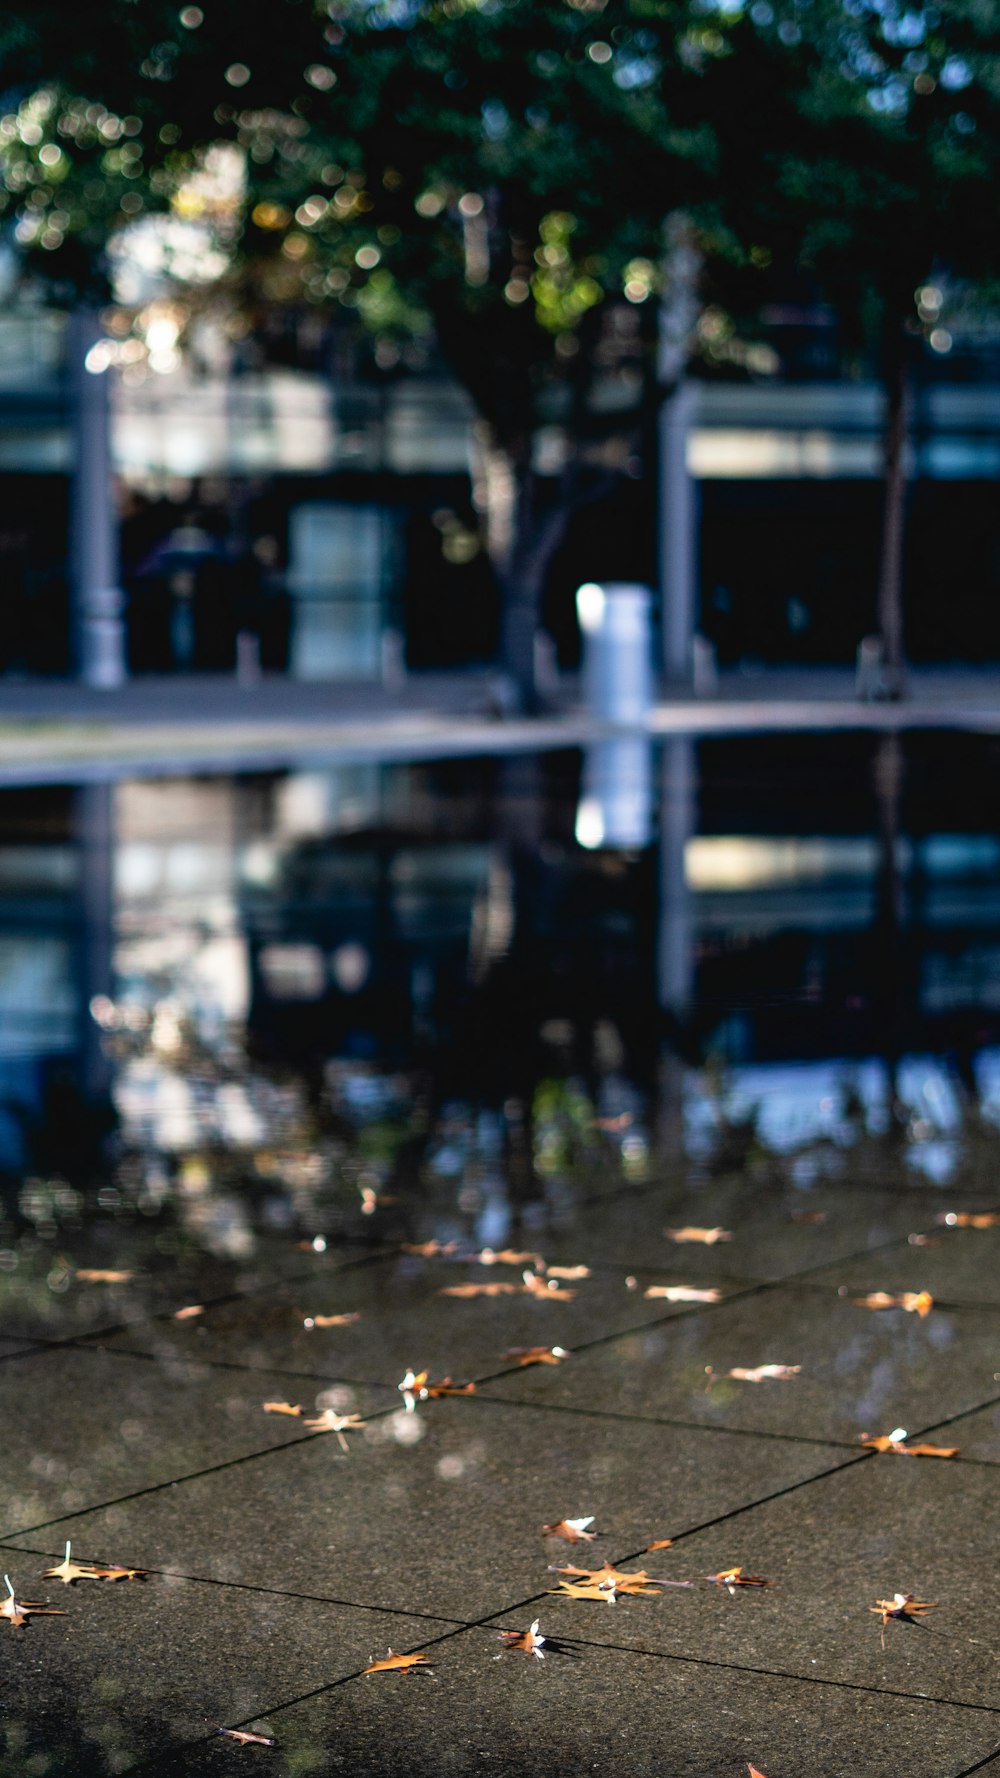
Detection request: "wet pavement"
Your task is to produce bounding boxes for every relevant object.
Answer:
[2,1122,1000,1777]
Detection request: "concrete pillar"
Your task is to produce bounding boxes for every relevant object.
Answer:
[68,311,127,687]
[658,381,698,683]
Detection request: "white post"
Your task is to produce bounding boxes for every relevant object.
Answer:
[658,735,695,1018]
[68,310,126,687]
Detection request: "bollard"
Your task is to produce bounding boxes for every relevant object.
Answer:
[576,582,653,725]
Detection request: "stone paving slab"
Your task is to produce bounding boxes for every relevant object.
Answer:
[493,1455,1000,1712]
[0,1550,456,1778]
[128,1623,1000,1778]
[0,1345,398,1538]
[6,1397,851,1623]
[802,1223,1000,1307]
[0,1236,377,1342]
[84,1252,736,1387]
[479,1283,1000,1445]
[936,1400,1000,1465]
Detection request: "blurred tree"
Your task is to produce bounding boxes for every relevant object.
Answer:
[692,0,1000,691]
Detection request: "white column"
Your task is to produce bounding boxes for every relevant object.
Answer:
[68,310,126,687]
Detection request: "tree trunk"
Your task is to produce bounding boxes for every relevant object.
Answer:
[470,424,570,712]
[876,328,911,701]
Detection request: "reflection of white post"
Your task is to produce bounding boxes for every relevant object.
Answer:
[69,311,126,686]
[658,735,695,1017]
[658,382,698,683]
[576,582,652,724]
[576,736,653,851]
[75,781,115,1100]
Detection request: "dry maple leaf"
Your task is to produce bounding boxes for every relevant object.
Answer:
[74,1268,134,1283]
[646,1538,675,1552]
[522,1270,576,1301]
[397,1368,474,1410]
[502,1346,571,1368]
[364,1649,430,1675]
[546,1265,591,1281]
[747,1766,770,1777]
[664,1226,732,1245]
[705,1567,770,1593]
[423,1377,476,1399]
[476,1247,543,1268]
[551,1562,667,1597]
[708,1364,801,1384]
[302,1409,367,1451]
[542,1516,597,1543]
[302,1312,361,1329]
[870,1591,937,1648]
[936,1211,1000,1229]
[853,1290,933,1317]
[860,1427,958,1458]
[262,1401,303,1417]
[43,1542,104,1585]
[644,1285,722,1303]
[439,1281,520,1299]
[1,1574,65,1628]
[218,1727,276,1746]
[173,1304,203,1320]
[89,1564,146,1581]
[499,1619,545,1658]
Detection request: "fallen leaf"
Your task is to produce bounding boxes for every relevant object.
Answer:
[423,1378,476,1399]
[546,1265,591,1281]
[709,1364,801,1384]
[218,1727,276,1746]
[547,1578,620,1603]
[705,1567,770,1593]
[439,1282,520,1299]
[748,1766,770,1777]
[302,1410,367,1451]
[75,1269,134,1284]
[551,1562,666,1597]
[1,1574,65,1627]
[402,1241,459,1257]
[646,1538,675,1552]
[397,1369,474,1410]
[43,1542,102,1585]
[522,1269,576,1301]
[870,1591,937,1647]
[907,1233,941,1247]
[789,1210,826,1224]
[364,1649,430,1675]
[502,1346,571,1368]
[936,1211,1000,1229]
[302,1313,361,1328]
[644,1285,722,1302]
[173,1304,204,1320]
[664,1227,732,1245]
[860,1429,958,1458]
[87,1564,146,1581]
[476,1247,543,1268]
[543,1517,596,1543]
[499,1619,545,1658]
[853,1290,933,1317]
[262,1401,303,1417]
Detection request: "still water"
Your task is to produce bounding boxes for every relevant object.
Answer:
[1,729,1000,1284]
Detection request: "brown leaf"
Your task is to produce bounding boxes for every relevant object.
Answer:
[522,1270,576,1301]
[542,1517,596,1543]
[302,1410,367,1451]
[546,1265,591,1281]
[397,1369,473,1409]
[88,1564,146,1581]
[402,1240,459,1257]
[936,1211,1000,1229]
[498,1619,545,1658]
[422,1378,476,1399]
[262,1401,303,1417]
[646,1538,675,1552]
[1,1575,65,1627]
[861,1430,958,1458]
[547,1579,619,1603]
[907,1233,942,1247]
[363,1649,430,1675]
[550,1562,665,1599]
[853,1290,933,1317]
[173,1304,204,1320]
[43,1542,104,1585]
[75,1268,134,1284]
[475,1247,543,1268]
[748,1766,770,1777]
[711,1364,800,1383]
[664,1227,732,1245]
[218,1727,276,1746]
[644,1285,722,1302]
[302,1312,361,1328]
[870,1591,937,1647]
[502,1346,571,1368]
[439,1281,520,1299]
[705,1566,770,1593]
[788,1209,826,1224]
